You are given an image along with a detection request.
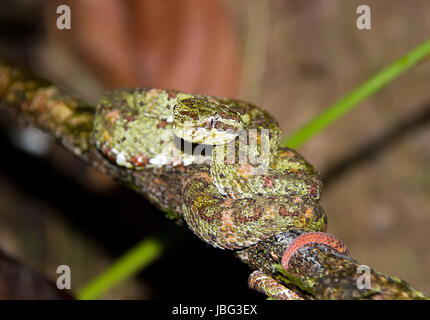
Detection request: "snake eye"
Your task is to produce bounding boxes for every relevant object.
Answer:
[206,117,215,128]
[173,104,177,110]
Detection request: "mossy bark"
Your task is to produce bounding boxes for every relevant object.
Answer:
[237,230,426,299]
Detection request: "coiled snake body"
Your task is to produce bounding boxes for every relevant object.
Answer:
[93,88,344,298]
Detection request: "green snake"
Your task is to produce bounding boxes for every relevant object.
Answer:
[93,87,343,298]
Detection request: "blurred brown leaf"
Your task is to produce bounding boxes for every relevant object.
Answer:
[0,248,74,299]
[45,0,240,97]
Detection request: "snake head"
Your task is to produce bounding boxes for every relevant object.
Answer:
[173,97,246,145]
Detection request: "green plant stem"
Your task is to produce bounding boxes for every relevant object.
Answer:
[282,37,430,149]
[76,232,174,300]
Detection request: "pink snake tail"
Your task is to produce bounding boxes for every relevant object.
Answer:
[281,232,348,270]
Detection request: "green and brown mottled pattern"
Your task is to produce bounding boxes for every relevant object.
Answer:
[93,88,326,250]
[93,88,197,169]
[182,166,326,249]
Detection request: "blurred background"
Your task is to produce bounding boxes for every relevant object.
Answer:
[0,0,429,299]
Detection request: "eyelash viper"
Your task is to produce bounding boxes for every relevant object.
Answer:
[92,87,347,299]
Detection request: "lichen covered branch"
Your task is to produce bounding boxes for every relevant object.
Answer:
[0,58,427,300]
[238,230,426,299]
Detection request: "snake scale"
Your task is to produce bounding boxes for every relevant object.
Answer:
[93,87,347,298]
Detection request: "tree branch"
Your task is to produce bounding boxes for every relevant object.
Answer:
[0,58,427,300]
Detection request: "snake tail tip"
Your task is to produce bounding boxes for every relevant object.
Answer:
[281,232,348,270]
